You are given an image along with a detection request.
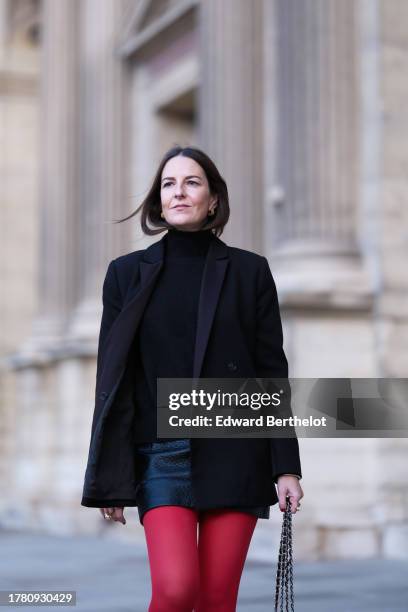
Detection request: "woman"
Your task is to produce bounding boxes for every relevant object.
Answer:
[81,145,304,611]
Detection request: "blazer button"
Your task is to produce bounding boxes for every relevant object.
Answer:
[99,391,108,401]
[227,362,237,372]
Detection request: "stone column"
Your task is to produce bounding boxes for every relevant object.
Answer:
[265,0,373,308]
[68,0,130,341]
[29,0,80,346]
[270,0,359,253]
[198,0,264,253]
[0,0,7,63]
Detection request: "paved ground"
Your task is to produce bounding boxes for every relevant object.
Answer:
[0,530,407,611]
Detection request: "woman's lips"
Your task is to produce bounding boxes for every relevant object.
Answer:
[173,205,190,210]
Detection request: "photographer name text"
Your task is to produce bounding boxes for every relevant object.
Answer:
[167,415,327,428]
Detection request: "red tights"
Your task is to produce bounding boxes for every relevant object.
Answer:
[143,506,257,612]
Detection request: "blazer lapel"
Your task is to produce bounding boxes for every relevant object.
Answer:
[193,236,229,379]
[123,236,165,307]
[98,237,165,386]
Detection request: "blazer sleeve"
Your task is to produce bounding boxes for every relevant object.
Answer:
[255,256,302,482]
[96,260,122,351]
[91,259,123,436]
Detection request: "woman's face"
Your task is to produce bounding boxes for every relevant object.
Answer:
[160,156,218,231]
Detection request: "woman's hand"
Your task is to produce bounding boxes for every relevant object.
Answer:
[99,507,126,525]
[276,475,303,513]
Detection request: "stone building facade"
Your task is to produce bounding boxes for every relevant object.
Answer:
[0,0,407,560]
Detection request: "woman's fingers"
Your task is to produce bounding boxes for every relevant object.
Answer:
[99,506,126,525]
[99,507,113,519]
[287,494,302,513]
[276,476,303,513]
[112,507,126,525]
[99,507,111,519]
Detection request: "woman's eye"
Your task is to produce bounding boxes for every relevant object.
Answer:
[162,181,199,188]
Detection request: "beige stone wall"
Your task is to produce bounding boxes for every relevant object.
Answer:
[0,0,40,514]
[0,5,39,355]
[372,0,408,559]
[378,0,408,377]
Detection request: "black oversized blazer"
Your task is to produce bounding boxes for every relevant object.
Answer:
[81,232,302,509]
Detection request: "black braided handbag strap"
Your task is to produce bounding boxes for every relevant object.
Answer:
[274,495,294,611]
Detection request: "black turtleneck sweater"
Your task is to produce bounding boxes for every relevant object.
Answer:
[133,227,214,444]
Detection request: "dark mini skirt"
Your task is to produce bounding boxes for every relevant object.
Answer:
[135,438,270,526]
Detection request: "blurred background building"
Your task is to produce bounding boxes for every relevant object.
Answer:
[0,0,407,561]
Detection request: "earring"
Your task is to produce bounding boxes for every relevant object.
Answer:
[208,208,216,216]
[160,211,164,218]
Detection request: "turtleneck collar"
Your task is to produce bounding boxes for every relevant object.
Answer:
[165,226,214,258]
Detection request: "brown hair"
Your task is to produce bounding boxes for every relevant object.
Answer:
[114,145,230,237]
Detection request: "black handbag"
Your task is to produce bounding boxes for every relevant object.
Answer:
[274,495,295,611]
